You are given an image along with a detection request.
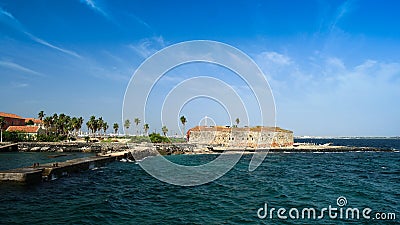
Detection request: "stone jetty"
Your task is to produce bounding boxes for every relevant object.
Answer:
[0,143,18,152]
[0,153,126,184]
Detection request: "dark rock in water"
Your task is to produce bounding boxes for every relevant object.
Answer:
[130,148,159,161]
[47,154,69,158]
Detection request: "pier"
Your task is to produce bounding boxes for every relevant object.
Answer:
[0,143,18,152]
[0,152,128,184]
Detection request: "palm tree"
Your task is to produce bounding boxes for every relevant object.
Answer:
[70,117,83,137]
[57,113,66,135]
[134,118,141,135]
[77,117,84,135]
[43,116,52,135]
[92,116,99,136]
[162,125,168,136]
[86,120,92,136]
[52,113,58,134]
[97,117,104,136]
[180,116,187,137]
[113,123,119,134]
[102,122,109,135]
[38,111,45,121]
[87,116,96,136]
[235,118,240,127]
[143,123,149,135]
[0,117,5,143]
[124,119,131,135]
[71,117,78,136]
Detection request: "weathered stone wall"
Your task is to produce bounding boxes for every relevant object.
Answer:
[188,127,294,148]
[18,142,129,153]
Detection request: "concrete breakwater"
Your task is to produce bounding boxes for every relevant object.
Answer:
[0,154,125,184]
[0,146,160,184]
[0,143,18,152]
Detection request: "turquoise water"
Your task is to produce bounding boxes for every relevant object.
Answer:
[0,139,399,224]
[0,152,95,171]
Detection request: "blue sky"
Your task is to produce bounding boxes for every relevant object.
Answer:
[0,0,399,136]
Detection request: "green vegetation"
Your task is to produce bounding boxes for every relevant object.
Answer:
[1,111,190,144]
[37,133,64,142]
[149,132,170,143]
[134,117,141,135]
[42,113,83,138]
[124,119,131,135]
[169,137,186,143]
[2,131,35,142]
[129,135,151,143]
[162,126,168,136]
[86,116,109,136]
[25,120,34,125]
[0,116,5,142]
[38,110,45,121]
[113,123,119,134]
[22,111,118,142]
[143,123,149,135]
[180,115,187,137]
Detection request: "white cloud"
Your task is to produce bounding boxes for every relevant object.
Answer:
[11,82,29,88]
[254,50,400,136]
[0,7,81,58]
[329,0,354,32]
[0,60,43,76]
[129,36,166,58]
[257,51,291,66]
[80,0,109,19]
[25,32,81,58]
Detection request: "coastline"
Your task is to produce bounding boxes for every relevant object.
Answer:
[1,141,397,155]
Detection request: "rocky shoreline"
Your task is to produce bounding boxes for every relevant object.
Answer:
[1,142,396,155]
[16,142,129,153]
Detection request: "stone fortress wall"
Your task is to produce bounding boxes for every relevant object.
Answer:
[187,126,294,148]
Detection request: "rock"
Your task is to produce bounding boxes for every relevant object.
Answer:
[31,147,41,152]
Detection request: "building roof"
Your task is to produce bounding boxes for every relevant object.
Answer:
[6,126,41,133]
[0,112,23,119]
[188,126,293,133]
[24,118,43,124]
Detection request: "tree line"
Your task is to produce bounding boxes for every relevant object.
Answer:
[122,115,187,137]
[0,110,190,142]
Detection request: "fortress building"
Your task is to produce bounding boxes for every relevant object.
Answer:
[187,126,294,148]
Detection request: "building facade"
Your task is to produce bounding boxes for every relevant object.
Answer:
[187,126,294,148]
[0,112,25,130]
[6,126,45,140]
[24,118,44,128]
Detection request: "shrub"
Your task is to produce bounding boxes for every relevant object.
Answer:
[149,133,170,143]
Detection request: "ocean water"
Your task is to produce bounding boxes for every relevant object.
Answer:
[0,139,399,224]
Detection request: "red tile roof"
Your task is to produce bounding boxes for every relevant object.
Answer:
[6,126,40,133]
[0,112,23,119]
[24,118,43,124]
